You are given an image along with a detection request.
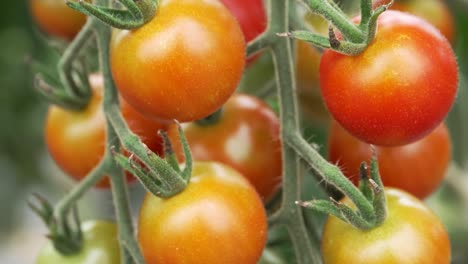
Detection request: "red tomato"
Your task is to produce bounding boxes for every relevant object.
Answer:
[45,74,167,188]
[320,11,457,146]
[328,121,451,199]
[322,188,451,264]
[167,94,282,201]
[220,0,266,62]
[110,0,245,122]
[29,0,87,40]
[374,0,455,43]
[138,162,268,264]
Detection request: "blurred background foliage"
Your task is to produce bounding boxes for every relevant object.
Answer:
[0,0,46,235]
[1,0,468,263]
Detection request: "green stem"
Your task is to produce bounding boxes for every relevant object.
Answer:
[94,1,145,261]
[287,133,376,224]
[306,0,364,43]
[269,0,322,262]
[58,18,96,101]
[54,160,108,222]
[360,0,373,28]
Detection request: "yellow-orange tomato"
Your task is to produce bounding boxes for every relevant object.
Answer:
[374,0,455,43]
[45,74,167,188]
[29,0,87,40]
[110,0,245,122]
[328,121,451,199]
[138,162,267,264]
[167,94,282,201]
[322,188,451,264]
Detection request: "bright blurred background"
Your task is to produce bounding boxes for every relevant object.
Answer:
[1,0,468,263]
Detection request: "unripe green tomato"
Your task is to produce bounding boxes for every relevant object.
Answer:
[36,221,120,264]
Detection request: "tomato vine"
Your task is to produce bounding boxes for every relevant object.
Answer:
[29,0,458,263]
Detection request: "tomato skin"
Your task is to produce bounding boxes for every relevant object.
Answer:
[110,0,245,122]
[322,188,451,264]
[167,94,281,201]
[374,0,455,43]
[45,74,166,188]
[328,121,451,199]
[220,0,266,63]
[320,11,457,146]
[36,221,120,264]
[138,162,268,264]
[29,0,86,40]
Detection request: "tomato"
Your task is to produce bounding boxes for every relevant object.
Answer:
[36,220,120,264]
[295,41,330,124]
[29,0,87,40]
[45,73,167,188]
[167,94,282,201]
[320,11,457,146]
[110,0,245,122]
[373,0,455,43]
[220,0,266,63]
[328,121,451,199]
[322,188,451,264]
[138,162,268,264]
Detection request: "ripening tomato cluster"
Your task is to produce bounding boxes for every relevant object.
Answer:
[32,0,275,263]
[30,0,458,263]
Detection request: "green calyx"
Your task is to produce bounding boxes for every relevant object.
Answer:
[112,121,192,198]
[283,0,395,56]
[28,43,92,111]
[28,194,83,256]
[67,0,158,30]
[297,146,388,231]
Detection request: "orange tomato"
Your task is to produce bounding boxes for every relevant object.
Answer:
[167,94,282,201]
[138,162,267,264]
[110,0,245,122]
[45,74,167,188]
[29,0,87,40]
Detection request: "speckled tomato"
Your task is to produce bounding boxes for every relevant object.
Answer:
[374,0,455,42]
[110,0,245,122]
[320,11,457,146]
[45,74,167,188]
[29,0,87,40]
[167,94,282,201]
[328,121,451,199]
[138,162,268,264]
[322,188,451,264]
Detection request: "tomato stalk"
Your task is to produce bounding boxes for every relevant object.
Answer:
[247,0,323,263]
[29,194,83,256]
[67,0,158,29]
[285,0,394,56]
[30,18,98,111]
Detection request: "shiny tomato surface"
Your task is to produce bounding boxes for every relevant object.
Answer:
[320,11,457,146]
[322,188,451,264]
[374,0,455,42]
[110,0,245,122]
[168,94,282,201]
[138,162,267,264]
